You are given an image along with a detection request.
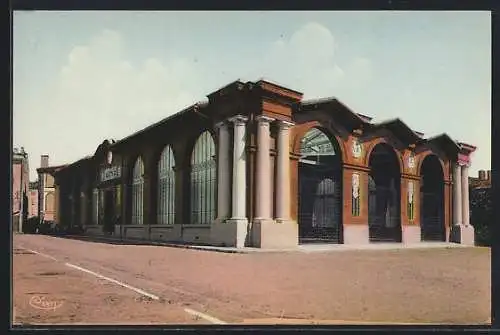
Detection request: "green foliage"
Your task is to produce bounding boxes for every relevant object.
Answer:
[470,187,492,246]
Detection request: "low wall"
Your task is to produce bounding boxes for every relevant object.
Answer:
[83,224,211,244]
[84,225,104,236]
[181,225,211,244]
[150,225,178,241]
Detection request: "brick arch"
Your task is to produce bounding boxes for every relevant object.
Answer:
[417,152,446,178]
[364,138,404,173]
[291,121,346,162]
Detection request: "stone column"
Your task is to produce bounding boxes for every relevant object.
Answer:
[229,115,248,220]
[254,115,274,220]
[451,161,474,245]
[452,163,462,226]
[461,164,470,227]
[215,121,231,222]
[275,120,294,222]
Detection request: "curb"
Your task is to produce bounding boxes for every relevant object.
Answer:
[44,235,485,254]
[61,235,252,254]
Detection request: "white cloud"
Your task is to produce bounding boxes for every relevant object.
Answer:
[255,22,373,100]
[17,29,201,176]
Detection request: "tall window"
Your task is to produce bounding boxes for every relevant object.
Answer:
[80,190,86,225]
[158,145,175,225]
[131,157,144,225]
[99,189,104,224]
[92,189,99,225]
[115,185,122,225]
[190,131,216,225]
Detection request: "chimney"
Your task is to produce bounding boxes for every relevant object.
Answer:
[41,155,49,168]
[487,170,491,181]
[478,170,486,180]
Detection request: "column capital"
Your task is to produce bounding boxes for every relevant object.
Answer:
[214,120,228,130]
[255,115,275,124]
[228,115,248,126]
[276,120,295,130]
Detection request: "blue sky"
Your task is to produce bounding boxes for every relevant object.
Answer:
[13,11,490,180]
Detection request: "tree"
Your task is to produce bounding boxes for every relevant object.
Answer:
[469,187,492,246]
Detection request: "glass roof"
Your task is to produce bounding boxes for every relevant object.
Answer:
[300,128,336,156]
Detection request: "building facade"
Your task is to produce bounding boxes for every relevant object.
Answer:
[53,79,477,248]
[36,155,66,224]
[13,147,30,233]
[28,181,38,218]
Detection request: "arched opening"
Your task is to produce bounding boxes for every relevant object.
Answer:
[190,131,216,225]
[131,157,144,225]
[45,192,54,213]
[420,155,445,241]
[368,143,402,242]
[158,145,176,225]
[298,127,342,244]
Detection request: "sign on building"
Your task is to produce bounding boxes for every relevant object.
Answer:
[100,166,122,182]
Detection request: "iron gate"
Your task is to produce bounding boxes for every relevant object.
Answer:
[368,181,402,243]
[420,192,445,241]
[298,163,342,243]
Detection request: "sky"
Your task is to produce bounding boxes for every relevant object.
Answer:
[13,11,491,181]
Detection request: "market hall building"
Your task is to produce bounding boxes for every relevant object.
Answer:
[53,79,477,248]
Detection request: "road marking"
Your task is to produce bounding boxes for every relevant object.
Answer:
[64,262,160,301]
[18,246,58,262]
[184,308,227,325]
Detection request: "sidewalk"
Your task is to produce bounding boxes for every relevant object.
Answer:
[59,234,473,254]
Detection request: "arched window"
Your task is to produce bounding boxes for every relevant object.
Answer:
[158,146,175,225]
[45,192,54,212]
[131,157,144,225]
[190,131,216,225]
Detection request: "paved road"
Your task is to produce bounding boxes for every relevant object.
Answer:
[13,234,491,325]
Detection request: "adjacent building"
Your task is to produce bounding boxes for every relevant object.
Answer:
[36,155,67,224]
[13,147,29,233]
[52,79,477,248]
[28,181,38,218]
[469,170,491,190]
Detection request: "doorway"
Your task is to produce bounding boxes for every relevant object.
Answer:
[420,155,445,241]
[103,188,115,234]
[367,143,402,243]
[298,127,343,244]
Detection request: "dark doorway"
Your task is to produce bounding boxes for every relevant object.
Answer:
[368,143,402,242]
[298,128,342,244]
[420,155,445,241]
[103,189,115,234]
